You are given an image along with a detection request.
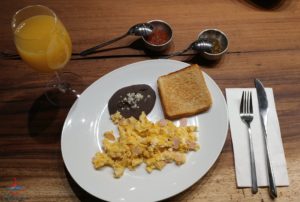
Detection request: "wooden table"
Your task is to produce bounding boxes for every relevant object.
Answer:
[1,0,299,201]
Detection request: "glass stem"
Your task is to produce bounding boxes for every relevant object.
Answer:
[55,71,68,93]
[55,71,62,83]
[54,71,80,98]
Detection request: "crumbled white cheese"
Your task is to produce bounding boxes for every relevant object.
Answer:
[122,92,144,109]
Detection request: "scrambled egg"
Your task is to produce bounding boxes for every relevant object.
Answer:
[92,111,199,178]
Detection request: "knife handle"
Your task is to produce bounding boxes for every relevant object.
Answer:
[264,134,277,198]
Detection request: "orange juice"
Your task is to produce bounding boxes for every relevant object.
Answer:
[14,15,72,72]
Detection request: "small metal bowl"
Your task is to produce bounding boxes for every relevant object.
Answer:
[142,20,173,52]
[198,29,228,60]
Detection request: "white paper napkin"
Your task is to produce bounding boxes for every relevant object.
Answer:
[226,88,289,187]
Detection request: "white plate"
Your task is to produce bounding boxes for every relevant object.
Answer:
[61,59,228,202]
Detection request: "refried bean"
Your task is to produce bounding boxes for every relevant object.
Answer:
[108,84,156,119]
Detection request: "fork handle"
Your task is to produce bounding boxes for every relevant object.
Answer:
[248,126,258,194]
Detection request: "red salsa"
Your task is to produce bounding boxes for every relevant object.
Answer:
[145,25,169,45]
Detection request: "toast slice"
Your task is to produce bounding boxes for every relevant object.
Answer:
[157,64,212,120]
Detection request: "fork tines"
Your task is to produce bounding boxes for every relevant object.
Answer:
[240,91,253,115]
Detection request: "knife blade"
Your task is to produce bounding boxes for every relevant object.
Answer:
[254,78,277,198]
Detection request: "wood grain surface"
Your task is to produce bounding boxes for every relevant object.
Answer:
[1,0,300,201]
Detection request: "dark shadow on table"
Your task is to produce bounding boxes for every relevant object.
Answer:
[65,167,106,202]
[27,90,75,143]
[242,0,290,10]
[184,54,223,68]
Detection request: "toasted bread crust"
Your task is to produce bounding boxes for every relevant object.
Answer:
[157,64,212,120]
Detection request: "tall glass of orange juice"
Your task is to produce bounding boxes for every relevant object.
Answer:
[12,5,80,105]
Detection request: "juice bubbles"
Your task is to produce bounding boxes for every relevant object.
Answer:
[14,15,72,72]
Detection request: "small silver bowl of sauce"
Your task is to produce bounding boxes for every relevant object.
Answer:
[142,20,173,52]
[198,29,228,60]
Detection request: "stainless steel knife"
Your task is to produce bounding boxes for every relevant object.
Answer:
[254,78,277,198]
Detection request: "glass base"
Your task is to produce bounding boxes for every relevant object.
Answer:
[45,71,84,107]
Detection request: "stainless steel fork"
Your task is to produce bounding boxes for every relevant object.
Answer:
[240,91,258,194]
